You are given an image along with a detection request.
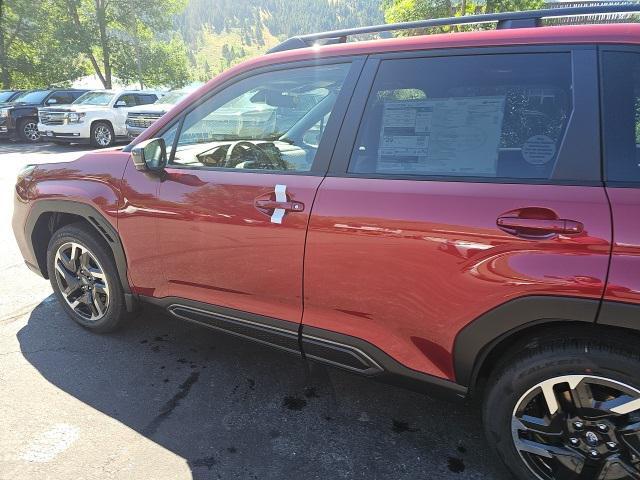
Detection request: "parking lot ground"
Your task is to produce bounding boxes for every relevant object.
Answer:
[0,141,512,480]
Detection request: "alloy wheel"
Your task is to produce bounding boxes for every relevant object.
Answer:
[512,374,640,479]
[23,122,40,142]
[53,242,110,321]
[94,125,112,146]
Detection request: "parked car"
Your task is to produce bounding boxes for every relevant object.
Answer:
[0,89,87,142]
[0,90,25,105]
[38,89,163,147]
[12,6,640,480]
[125,86,201,139]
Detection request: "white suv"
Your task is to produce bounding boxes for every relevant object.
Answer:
[38,90,163,147]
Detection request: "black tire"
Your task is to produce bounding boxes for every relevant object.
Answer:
[90,121,115,148]
[46,222,130,333]
[17,117,41,143]
[483,330,640,480]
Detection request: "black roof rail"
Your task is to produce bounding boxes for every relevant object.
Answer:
[268,3,640,53]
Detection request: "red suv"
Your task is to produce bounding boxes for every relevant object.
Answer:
[12,6,640,479]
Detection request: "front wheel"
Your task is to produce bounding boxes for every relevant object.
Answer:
[18,118,41,143]
[484,334,640,480]
[90,121,115,148]
[46,223,130,332]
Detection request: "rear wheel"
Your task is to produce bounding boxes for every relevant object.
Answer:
[484,334,640,480]
[18,118,40,143]
[46,223,130,332]
[90,121,114,148]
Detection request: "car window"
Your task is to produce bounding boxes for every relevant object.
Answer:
[70,91,85,101]
[73,91,114,106]
[348,54,572,180]
[601,51,640,184]
[171,63,350,172]
[117,94,137,107]
[48,92,74,105]
[136,94,157,106]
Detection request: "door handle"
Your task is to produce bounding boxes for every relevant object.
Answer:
[254,184,305,224]
[254,199,305,211]
[497,216,583,238]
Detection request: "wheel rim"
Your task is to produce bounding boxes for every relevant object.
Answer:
[53,242,110,321]
[512,374,640,479]
[94,125,112,146]
[23,122,40,141]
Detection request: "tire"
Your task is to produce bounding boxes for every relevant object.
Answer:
[483,331,640,480]
[90,121,115,148]
[46,223,130,333]
[18,118,41,143]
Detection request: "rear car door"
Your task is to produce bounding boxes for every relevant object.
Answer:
[598,48,640,324]
[151,59,361,330]
[302,47,612,383]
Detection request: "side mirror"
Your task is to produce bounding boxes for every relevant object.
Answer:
[47,98,58,105]
[115,100,127,108]
[131,138,167,172]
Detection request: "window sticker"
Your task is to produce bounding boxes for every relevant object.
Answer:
[377,96,505,175]
[521,135,557,165]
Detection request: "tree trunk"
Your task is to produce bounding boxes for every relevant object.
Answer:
[0,0,11,88]
[67,0,107,88]
[132,19,144,90]
[96,0,112,89]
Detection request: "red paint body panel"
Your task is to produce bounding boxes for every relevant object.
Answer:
[303,178,611,380]
[152,168,322,323]
[603,188,640,303]
[135,24,640,146]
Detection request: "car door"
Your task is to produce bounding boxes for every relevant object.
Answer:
[152,59,361,328]
[302,48,612,382]
[598,48,640,323]
[113,94,138,136]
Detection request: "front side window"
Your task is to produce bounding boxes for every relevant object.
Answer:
[117,94,137,107]
[171,63,350,172]
[348,54,572,180]
[601,51,640,184]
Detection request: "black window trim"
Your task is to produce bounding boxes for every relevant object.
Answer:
[130,56,366,178]
[599,44,640,188]
[327,44,602,187]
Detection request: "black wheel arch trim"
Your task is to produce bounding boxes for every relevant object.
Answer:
[597,299,640,332]
[453,295,600,389]
[25,199,136,310]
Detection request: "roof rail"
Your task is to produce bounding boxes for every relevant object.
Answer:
[268,3,640,53]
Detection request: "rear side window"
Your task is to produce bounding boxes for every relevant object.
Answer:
[136,94,157,105]
[348,53,572,180]
[601,51,640,184]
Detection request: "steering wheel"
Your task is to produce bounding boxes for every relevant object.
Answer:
[224,141,287,170]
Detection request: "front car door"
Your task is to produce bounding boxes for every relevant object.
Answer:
[113,94,138,136]
[302,47,611,383]
[150,59,361,332]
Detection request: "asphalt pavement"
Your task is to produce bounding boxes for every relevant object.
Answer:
[0,141,513,480]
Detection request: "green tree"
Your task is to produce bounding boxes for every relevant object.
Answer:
[0,0,87,88]
[53,0,190,89]
[381,0,544,33]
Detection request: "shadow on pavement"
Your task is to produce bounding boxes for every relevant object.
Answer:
[17,296,512,479]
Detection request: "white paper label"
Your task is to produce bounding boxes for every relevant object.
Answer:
[377,96,506,176]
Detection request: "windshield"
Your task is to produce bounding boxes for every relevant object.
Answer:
[0,91,17,102]
[73,91,114,106]
[158,90,189,105]
[12,90,49,104]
